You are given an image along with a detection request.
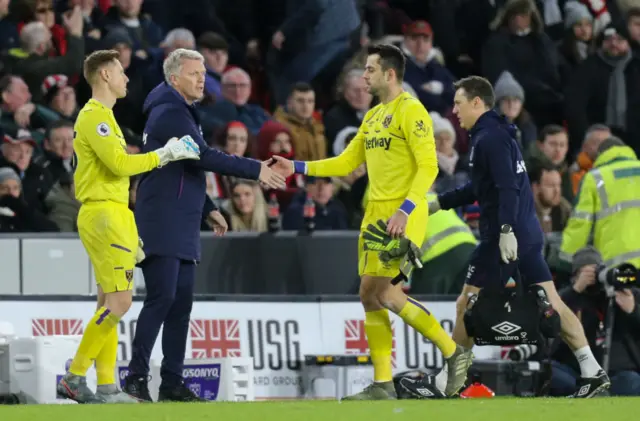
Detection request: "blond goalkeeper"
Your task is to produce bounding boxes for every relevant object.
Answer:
[270,44,469,400]
[57,49,201,404]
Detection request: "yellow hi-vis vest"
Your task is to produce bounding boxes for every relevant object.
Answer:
[560,146,640,269]
[422,193,477,262]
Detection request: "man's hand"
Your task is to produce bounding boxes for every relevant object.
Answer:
[573,264,597,293]
[615,289,636,314]
[208,210,228,236]
[268,155,295,178]
[259,161,286,189]
[499,232,518,263]
[156,135,201,166]
[363,219,423,269]
[62,6,84,37]
[272,31,285,50]
[136,238,146,264]
[14,103,35,127]
[387,210,408,239]
[428,198,441,214]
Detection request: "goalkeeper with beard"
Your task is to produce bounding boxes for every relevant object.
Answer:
[269,44,467,400]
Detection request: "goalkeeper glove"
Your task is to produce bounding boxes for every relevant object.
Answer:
[136,238,146,264]
[156,135,201,167]
[362,219,423,269]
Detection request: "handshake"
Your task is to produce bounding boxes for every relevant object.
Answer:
[156,135,201,167]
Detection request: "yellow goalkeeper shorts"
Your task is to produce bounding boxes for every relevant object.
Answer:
[358,198,428,278]
[77,201,138,293]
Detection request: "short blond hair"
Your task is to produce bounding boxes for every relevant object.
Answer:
[83,49,120,85]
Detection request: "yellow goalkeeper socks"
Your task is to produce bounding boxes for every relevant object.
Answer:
[364,309,393,383]
[399,297,457,359]
[69,307,120,377]
[95,325,118,385]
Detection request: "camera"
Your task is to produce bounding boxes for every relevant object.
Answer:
[596,263,638,290]
[508,344,539,362]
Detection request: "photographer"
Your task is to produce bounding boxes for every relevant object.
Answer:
[550,247,640,396]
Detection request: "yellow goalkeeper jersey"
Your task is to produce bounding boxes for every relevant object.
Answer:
[307,91,438,206]
[73,98,160,205]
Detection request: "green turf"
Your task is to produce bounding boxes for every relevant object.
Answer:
[1,398,639,421]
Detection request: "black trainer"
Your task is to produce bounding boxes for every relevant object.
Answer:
[158,382,207,402]
[398,375,447,399]
[571,370,611,398]
[123,374,153,402]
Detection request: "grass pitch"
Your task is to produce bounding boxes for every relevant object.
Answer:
[2,398,638,421]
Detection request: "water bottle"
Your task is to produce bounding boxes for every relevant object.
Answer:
[267,193,280,233]
[303,194,316,233]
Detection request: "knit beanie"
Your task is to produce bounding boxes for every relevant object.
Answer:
[494,71,525,102]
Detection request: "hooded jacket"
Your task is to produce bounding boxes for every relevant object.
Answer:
[135,83,261,261]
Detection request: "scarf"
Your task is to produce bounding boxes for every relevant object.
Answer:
[437,150,459,176]
[599,50,632,130]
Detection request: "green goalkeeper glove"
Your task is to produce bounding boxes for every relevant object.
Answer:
[362,219,423,269]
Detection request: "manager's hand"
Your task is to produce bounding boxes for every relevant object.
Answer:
[499,232,518,263]
[208,210,228,236]
[259,161,287,189]
[268,155,295,178]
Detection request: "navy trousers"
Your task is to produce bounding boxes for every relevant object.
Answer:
[128,256,195,386]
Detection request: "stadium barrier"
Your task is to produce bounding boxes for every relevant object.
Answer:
[0,297,505,400]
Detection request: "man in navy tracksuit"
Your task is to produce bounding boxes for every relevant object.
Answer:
[122,49,285,402]
[401,76,610,399]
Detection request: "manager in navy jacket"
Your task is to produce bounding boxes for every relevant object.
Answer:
[123,49,286,402]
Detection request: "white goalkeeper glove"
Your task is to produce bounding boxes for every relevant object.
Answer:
[428,197,441,215]
[499,230,518,263]
[136,238,146,264]
[156,135,201,167]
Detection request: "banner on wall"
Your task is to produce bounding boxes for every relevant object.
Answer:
[0,300,502,399]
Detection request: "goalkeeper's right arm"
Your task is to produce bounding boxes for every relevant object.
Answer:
[293,130,365,177]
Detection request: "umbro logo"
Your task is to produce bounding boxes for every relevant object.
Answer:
[416,388,434,397]
[577,384,590,396]
[491,321,521,336]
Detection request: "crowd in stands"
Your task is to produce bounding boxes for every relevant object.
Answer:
[0,0,638,237]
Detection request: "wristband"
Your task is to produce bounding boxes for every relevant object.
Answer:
[293,160,307,174]
[399,199,416,215]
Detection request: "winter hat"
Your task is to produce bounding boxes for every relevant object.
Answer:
[431,112,456,145]
[564,1,593,29]
[494,71,525,102]
[571,246,603,274]
[256,120,293,160]
[41,74,69,104]
[102,28,133,49]
[0,167,20,185]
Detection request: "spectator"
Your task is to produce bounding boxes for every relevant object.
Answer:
[63,0,105,47]
[401,20,456,116]
[324,69,371,156]
[268,0,360,106]
[146,27,196,88]
[283,176,348,231]
[0,0,18,51]
[627,7,640,54]
[0,75,60,143]
[14,0,70,57]
[530,163,572,234]
[204,121,253,202]
[222,179,268,232]
[565,22,640,156]
[527,124,573,201]
[44,170,79,232]
[6,14,85,103]
[0,166,58,232]
[197,32,229,101]
[99,0,163,58]
[33,119,74,184]
[42,74,77,120]
[494,70,537,151]
[431,111,468,193]
[535,0,571,42]
[0,127,55,212]
[483,0,564,127]
[558,1,595,82]
[274,82,327,161]
[205,67,271,136]
[256,120,304,209]
[568,123,611,196]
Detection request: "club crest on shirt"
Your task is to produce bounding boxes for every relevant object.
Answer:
[125,269,133,283]
[97,122,110,137]
[382,115,392,128]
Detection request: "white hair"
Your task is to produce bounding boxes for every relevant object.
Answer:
[163,48,204,85]
[20,21,49,53]
[221,67,250,84]
[163,28,195,49]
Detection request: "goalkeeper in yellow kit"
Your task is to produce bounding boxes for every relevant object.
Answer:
[57,50,201,404]
[270,44,467,400]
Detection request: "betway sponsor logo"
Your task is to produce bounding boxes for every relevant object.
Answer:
[183,366,220,379]
[365,137,391,150]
